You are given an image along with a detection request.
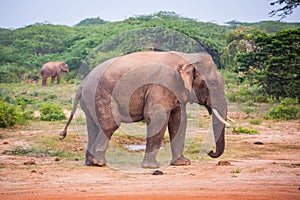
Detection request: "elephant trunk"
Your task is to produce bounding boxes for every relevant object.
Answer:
[208,110,225,158]
[207,92,227,158]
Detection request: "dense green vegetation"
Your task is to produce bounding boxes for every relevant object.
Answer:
[0,11,299,100]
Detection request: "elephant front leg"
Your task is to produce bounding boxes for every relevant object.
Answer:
[42,77,47,86]
[142,104,169,168]
[51,76,55,84]
[56,73,61,84]
[168,106,191,166]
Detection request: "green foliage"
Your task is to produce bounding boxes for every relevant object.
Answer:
[0,64,27,83]
[244,107,257,114]
[232,126,258,134]
[235,28,300,99]
[265,98,300,120]
[39,103,66,121]
[231,169,241,173]
[249,119,263,125]
[75,17,108,26]
[11,146,65,157]
[0,99,27,128]
[226,20,300,33]
[0,12,299,84]
[226,84,269,103]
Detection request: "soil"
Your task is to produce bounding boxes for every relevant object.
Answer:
[0,118,299,200]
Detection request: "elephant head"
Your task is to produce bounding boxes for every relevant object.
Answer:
[59,62,70,82]
[177,52,228,158]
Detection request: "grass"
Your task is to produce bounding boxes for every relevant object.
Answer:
[10,146,65,157]
[249,119,263,125]
[232,126,258,134]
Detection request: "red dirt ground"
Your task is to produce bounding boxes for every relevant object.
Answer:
[0,120,299,200]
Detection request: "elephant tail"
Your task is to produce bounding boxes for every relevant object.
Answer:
[60,85,83,140]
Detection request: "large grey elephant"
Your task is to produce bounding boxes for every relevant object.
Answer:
[61,51,229,168]
[40,61,70,86]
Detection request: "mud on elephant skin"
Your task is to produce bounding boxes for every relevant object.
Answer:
[61,51,229,168]
[41,61,70,86]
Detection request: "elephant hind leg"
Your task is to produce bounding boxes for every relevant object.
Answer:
[85,115,119,167]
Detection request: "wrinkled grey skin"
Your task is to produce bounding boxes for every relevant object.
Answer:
[61,51,227,168]
[41,62,70,86]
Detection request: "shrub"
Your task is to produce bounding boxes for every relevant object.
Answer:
[244,107,256,114]
[40,103,66,121]
[249,119,263,125]
[0,99,26,128]
[43,94,58,102]
[265,98,300,120]
[227,84,269,103]
[232,126,258,134]
[10,146,65,157]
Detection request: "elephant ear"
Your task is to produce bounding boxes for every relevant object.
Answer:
[60,62,68,70]
[179,62,210,105]
[179,63,195,93]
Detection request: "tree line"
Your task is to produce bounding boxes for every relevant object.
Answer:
[0,11,299,99]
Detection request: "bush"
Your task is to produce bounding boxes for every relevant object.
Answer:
[0,99,26,128]
[232,126,258,134]
[227,84,269,103]
[40,103,66,121]
[265,98,300,120]
[10,146,65,157]
[249,119,263,125]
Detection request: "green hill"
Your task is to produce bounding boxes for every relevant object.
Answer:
[0,11,299,82]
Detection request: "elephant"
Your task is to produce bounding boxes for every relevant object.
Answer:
[40,61,70,86]
[60,51,229,168]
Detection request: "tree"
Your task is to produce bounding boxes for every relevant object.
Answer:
[236,28,300,99]
[75,17,108,27]
[269,0,300,20]
[223,27,264,69]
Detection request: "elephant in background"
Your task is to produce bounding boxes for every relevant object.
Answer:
[41,61,70,86]
[61,51,229,168]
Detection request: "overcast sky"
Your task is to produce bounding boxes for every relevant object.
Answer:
[0,0,299,29]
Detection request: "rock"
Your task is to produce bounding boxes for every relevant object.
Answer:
[34,111,41,118]
[55,158,60,162]
[24,160,36,165]
[254,141,264,145]
[152,170,164,175]
[217,160,231,166]
[3,141,9,145]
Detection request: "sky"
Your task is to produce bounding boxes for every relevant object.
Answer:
[0,0,299,29]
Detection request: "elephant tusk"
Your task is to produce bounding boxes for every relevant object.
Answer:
[226,116,236,123]
[212,108,231,126]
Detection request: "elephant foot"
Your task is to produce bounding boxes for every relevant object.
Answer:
[141,160,160,169]
[85,151,106,167]
[170,155,191,166]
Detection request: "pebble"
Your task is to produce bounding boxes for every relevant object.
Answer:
[152,170,164,175]
[24,160,36,165]
[254,141,264,145]
[217,160,231,166]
